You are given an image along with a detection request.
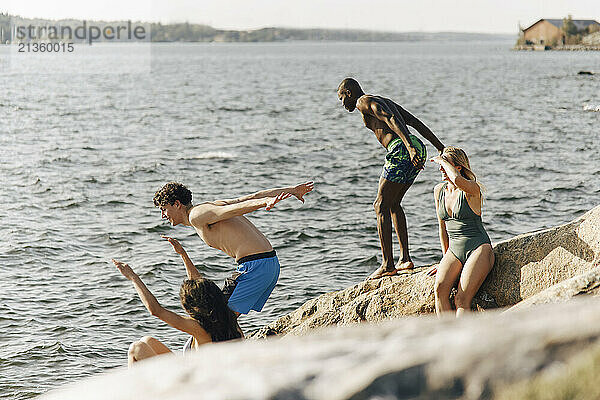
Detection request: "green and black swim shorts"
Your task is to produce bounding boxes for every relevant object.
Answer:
[381,135,427,184]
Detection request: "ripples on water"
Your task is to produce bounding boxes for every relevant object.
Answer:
[0,41,599,398]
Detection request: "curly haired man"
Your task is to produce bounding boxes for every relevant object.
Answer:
[153,181,314,317]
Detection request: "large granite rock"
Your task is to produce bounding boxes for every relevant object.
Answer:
[507,266,600,311]
[484,204,600,306]
[250,269,435,338]
[252,205,600,338]
[40,298,600,400]
[249,268,497,338]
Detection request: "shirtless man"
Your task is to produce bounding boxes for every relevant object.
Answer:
[338,78,445,279]
[153,181,313,316]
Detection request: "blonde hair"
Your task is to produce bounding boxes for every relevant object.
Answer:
[441,146,486,194]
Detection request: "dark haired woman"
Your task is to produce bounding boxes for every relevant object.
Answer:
[113,237,241,366]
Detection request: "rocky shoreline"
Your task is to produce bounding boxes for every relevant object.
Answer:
[249,204,600,338]
[514,44,600,51]
[40,205,600,399]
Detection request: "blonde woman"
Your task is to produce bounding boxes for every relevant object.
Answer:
[428,147,494,316]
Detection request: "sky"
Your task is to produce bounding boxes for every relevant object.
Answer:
[4,0,600,34]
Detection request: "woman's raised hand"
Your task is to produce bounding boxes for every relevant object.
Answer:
[112,259,137,281]
[161,235,186,255]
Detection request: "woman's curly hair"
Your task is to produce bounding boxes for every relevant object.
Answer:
[153,182,192,207]
[179,278,242,342]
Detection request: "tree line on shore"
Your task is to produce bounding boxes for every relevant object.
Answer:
[0,13,507,43]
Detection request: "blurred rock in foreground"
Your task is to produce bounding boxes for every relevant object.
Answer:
[40,298,600,400]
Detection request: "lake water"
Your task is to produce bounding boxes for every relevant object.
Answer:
[0,40,599,399]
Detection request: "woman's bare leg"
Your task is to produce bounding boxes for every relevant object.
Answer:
[141,336,172,355]
[455,244,495,317]
[128,336,171,367]
[434,251,463,315]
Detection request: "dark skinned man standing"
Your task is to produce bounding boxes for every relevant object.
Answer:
[337,78,445,279]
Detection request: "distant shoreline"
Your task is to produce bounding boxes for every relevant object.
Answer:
[514,44,600,51]
[0,14,512,43]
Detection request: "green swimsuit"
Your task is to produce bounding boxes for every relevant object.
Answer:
[437,183,491,265]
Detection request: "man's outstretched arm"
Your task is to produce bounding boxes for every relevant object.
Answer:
[190,192,292,228]
[398,107,445,153]
[212,181,314,206]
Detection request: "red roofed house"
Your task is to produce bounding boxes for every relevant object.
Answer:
[522,18,600,45]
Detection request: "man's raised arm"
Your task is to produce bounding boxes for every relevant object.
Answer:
[212,182,314,206]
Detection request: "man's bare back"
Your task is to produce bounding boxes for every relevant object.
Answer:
[359,96,409,149]
[191,211,272,261]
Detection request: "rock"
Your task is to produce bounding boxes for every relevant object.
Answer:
[481,205,600,307]
[249,268,497,338]
[584,104,600,112]
[251,205,600,337]
[40,297,600,400]
[250,269,435,338]
[495,340,600,400]
[507,266,600,311]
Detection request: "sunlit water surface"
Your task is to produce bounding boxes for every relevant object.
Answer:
[0,40,599,398]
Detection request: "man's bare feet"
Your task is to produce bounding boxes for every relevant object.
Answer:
[395,260,415,272]
[367,266,398,280]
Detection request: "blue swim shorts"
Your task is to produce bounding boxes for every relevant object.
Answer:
[381,134,427,184]
[223,250,280,315]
